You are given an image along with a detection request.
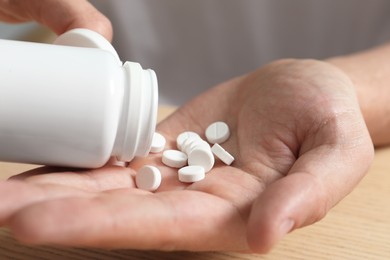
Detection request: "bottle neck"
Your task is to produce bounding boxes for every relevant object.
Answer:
[114,61,158,162]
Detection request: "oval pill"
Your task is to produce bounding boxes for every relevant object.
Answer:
[178,165,205,183]
[150,132,166,153]
[211,143,235,165]
[135,165,161,192]
[205,121,230,144]
[162,150,188,168]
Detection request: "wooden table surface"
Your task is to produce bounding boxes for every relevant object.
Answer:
[0,107,389,259]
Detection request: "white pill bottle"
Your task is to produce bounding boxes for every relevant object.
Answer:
[0,29,158,168]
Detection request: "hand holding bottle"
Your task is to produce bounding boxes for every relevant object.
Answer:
[0,59,374,252]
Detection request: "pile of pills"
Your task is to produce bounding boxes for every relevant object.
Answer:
[135,121,235,191]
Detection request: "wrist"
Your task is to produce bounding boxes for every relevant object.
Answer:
[325,46,390,146]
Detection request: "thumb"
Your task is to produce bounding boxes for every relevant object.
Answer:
[0,0,112,41]
[247,142,373,253]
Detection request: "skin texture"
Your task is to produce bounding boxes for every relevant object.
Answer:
[328,43,390,147]
[0,0,383,254]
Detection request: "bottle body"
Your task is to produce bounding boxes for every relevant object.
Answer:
[0,39,157,168]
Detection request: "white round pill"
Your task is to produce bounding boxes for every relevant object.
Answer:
[181,136,205,154]
[185,139,210,156]
[205,121,230,144]
[211,143,235,165]
[176,131,200,151]
[162,150,188,168]
[150,132,166,153]
[178,165,205,183]
[180,136,201,153]
[135,165,161,192]
[188,148,215,173]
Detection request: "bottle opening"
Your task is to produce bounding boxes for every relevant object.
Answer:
[114,62,158,162]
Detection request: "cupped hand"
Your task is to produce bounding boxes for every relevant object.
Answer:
[0,0,112,40]
[0,59,374,253]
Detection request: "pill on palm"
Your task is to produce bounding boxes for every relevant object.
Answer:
[188,148,215,172]
[182,137,209,155]
[181,136,200,153]
[150,132,166,153]
[205,121,230,144]
[178,165,205,183]
[135,165,161,192]
[162,150,188,168]
[211,143,235,165]
[186,140,210,155]
[176,131,200,150]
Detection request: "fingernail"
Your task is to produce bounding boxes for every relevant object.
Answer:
[279,219,294,237]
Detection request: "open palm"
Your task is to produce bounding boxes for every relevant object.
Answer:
[0,59,373,253]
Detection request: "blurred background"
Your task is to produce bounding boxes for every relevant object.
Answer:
[0,22,54,42]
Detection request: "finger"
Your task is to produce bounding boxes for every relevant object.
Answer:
[0,0,112,40]
[247,138,374,253]
[0,180,93,225]
[9,165,137,192]
[9,190,248,251]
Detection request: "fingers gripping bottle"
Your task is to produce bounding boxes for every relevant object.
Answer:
[0,29,158,168]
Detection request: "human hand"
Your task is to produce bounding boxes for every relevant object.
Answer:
[0,0,112,40]
[0,59,374,253]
